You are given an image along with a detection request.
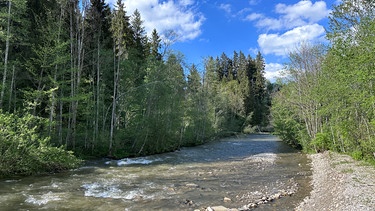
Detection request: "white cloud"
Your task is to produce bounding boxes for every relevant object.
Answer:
[246,0,330,31]
[255,17,283,31]
[179,0,194,7]
[258,24,325,56]
[108,0,204,42]
[248,47,259,56]
[265,63,284,81]
[219,3,232,14]
[275,1,330,23]
[249,0,260,6]
[246,13,263,21]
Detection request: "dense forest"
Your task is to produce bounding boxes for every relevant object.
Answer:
[0,0,270,176]
[272,0,375,161]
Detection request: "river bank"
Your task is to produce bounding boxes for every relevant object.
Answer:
[295,151,375,211]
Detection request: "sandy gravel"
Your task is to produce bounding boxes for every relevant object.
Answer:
[295,151,375,211]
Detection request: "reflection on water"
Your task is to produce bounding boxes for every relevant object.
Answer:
[0,134,311,210]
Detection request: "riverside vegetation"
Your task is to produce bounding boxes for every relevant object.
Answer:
[0,0,270,177]
[272,0,375,163]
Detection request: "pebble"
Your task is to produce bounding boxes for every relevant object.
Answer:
[183,199,194,206]
[186,183,199,188]
[209,206,229,211]
[223,197,232,202]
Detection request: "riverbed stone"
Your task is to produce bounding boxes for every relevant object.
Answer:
[273,193,281,199]
[251,203,258,208]
[223,197,231,202]
[183,199,194,206]
[186,183,199,188]
[208,206,229,211]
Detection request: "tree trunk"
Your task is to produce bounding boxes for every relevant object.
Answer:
[1,1,12,109]
[94,37,100,153]
[109,44,119,157]
[8,65,15,112]
[49,5,64,137]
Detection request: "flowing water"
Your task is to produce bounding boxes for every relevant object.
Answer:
[0,134,311,210]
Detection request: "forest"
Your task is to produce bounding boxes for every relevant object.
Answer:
[0,0,270,176]
[272,1,375,162]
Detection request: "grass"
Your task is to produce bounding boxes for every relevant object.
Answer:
[351,177,363,184]
[341,168,354,174]
[332,160,352,168]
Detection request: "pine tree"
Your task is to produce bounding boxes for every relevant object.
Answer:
[85,0,112,152]
[109,0,130,156]
[185,64,206,143]
[253,51,267,126]
[129,9,148,86]
[150,29,162,61]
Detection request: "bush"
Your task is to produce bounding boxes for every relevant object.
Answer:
[351,150,363,160]
[310,132,330,153]
[0,111,81,177]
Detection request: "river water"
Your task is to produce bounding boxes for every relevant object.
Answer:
[0,134,311,210]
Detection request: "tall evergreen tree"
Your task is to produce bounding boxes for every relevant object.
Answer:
[109,0,130,156]
[129,9,148,86]
[252,51,267,126]
[85,0,112,151]
[150,29,162,61]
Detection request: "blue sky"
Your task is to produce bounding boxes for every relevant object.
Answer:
[108,0,338,81]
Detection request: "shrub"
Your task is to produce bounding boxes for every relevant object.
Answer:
[310,132,330,153]
[351,150,363,160]
[0,111,81,177]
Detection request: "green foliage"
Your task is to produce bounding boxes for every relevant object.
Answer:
[310,133,330,153]
[272,0,375,163]
[351,150,363,161]
[0,111,81,177]
[271,86,304,148]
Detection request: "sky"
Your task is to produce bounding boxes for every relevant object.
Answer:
[107,0,339,81]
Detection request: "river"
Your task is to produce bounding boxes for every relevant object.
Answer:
[0,134,311,210]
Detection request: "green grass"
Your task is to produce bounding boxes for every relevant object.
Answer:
[341,168,354,174]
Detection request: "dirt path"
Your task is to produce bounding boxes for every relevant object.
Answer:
[295,151,375,211]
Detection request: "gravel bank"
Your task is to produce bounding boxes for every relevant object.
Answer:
[295,151,375,211]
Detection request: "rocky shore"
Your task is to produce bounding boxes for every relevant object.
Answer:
[197,151,375,211]
[295,151,375,211]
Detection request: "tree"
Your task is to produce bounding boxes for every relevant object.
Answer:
[150,29,162,61]
[272,43,326,150]
[84,0,112,152]
[0,0,28,110]
[185,64,205,144]
[272,1,375,157]
[252,51,268,126]
[128,9,148,87]
[0,0,12,109]
[320,0,375,157]
[109,0,130,157]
